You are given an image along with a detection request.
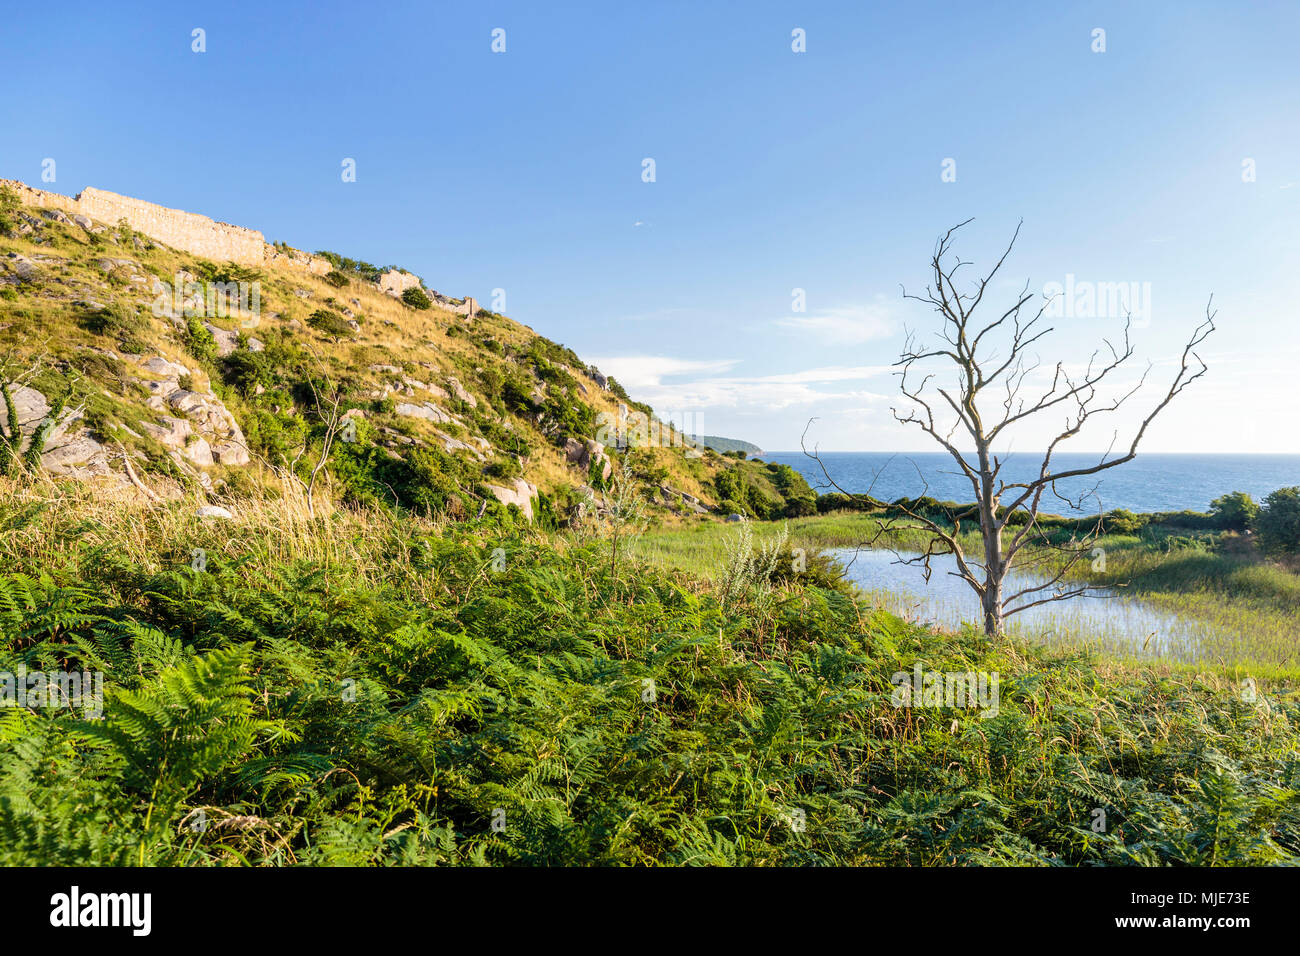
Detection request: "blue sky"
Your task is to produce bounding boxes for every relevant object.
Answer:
[3,0,1298,452]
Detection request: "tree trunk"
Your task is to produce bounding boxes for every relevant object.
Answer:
[976,442,1005,637]
[982,578,1004,637]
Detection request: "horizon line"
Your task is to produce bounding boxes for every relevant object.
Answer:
[759,450,1300,457]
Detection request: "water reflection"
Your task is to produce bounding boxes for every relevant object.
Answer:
[831,547,1214,659]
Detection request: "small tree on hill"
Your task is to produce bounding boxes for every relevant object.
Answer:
[402,287,432,310]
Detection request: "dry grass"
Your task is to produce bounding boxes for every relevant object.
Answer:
[0,474,449,595]
[1,205,725,505]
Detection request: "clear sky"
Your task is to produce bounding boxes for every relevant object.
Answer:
[3,0,1297,453]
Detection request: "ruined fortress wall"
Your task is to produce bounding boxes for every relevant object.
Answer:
[1,180,264,264]
[76,187,265,264]
[379,269,422,297]
[0,179,80,217]
[264,243,334,276]
[3,179,419,285]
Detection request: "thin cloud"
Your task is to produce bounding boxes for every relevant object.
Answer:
[585,357,893,411]
[775,302,895,345]
[585,355,740,389]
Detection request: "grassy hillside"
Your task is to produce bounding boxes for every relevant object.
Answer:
[0,480,1297,865]
[0,184,812,523]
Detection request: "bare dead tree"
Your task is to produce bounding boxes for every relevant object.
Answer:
[807,220,1215,637]
[285,375,350,520]
[261,344,353,520]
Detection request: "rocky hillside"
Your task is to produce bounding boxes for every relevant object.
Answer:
[0,182,814,523]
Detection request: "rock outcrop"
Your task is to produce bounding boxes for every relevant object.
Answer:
[446,377,478,408]
[394,402,461,427]
[135,356,250,465]
[378,270,421,298]
[564,437,612,481]
[485,477,538,521]
[0,383,110,476]
[203,322,263,358]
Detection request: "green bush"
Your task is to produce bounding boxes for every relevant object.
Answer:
[816,492,877,514]
[0,186,19,236]
[1211,491,1259,532]
[307,308,354,339]
[401,287,432,310]
[714,467,744,504]
[183,315,217,365]
[767,462,817,517]
[324,270,350,288]
[313,250,385,284]
[221,347,275,397]
[81,302,150,354]
[484,457,522,482]
[1254,487,1300,555]
[1100,509,1145,535]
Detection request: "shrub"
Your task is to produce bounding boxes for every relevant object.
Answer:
[1101,509,1145,535]
[816,492,877,513]
[324,270,350,288]
[401,287,432,310]
[1254,487,1300,555]
[767,462,817,517]
[221,347,275,397]
[501,373,537,414]
[81,302,150,354]
[0,186,19,236]
[183,315,217,365]
[307,308,353,339]
[484,457,522,481]
[744,484,783,520]
[714,468,744,504]
[1211,491,1259,532]
[313,250,384,284]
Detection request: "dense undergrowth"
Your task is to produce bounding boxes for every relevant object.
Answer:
[0,487,1298,866]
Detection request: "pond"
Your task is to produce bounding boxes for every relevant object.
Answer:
[829,547,1217,660]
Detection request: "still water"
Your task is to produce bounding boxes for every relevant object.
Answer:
[831,547,1217,659]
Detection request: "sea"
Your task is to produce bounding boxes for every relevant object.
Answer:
[761,451,1300,516]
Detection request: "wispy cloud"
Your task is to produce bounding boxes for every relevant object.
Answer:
[585,356,892,411]
[585,355,740,390]
[775,301,895,345]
